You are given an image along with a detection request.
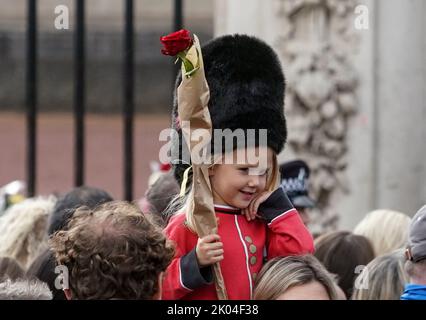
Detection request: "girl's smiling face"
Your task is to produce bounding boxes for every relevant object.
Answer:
[209,147,274,209]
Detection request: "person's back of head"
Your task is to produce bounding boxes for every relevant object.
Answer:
[0,257,24,281]
[404,205,426,286]
[0,196,56,269]
[314,231,375,299]
[253,255,339,300]
[145,171,180,227]
[404,260,426,287]
[48,186,113,235]
[50,200,174,300]
[352,249,409,300]
[26,249,66,300]
[0,278,52,300]
[354,209,411,256]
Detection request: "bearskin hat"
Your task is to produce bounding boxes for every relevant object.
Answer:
[170,34,287,185]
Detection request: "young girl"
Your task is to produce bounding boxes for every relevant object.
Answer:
[161,33,314,300]
[163,147,314,300]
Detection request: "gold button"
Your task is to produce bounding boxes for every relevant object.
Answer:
[244,236,252,243]
[250,256,257,265]
[249,244,257,254]
[252,273,257,281]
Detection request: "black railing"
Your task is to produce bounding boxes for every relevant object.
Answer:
[173,0,184,90]
[174,0,183,31]
[74,0,85,188]
[25,0,184,200]
[26,0,37,197]
[123,0,135,201]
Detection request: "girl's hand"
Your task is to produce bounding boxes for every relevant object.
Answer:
[242,191,272,221]
[196,234,224,267]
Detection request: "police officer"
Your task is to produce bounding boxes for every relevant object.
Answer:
[279,160,316,226]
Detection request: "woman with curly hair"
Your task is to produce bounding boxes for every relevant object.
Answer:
[50,201,174,300]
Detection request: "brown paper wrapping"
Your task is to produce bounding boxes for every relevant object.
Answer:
[177,35,228,300]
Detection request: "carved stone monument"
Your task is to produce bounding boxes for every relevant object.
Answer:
[215,0,426,232]
[273,0,359,232]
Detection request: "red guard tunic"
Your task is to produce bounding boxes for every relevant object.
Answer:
[162,188,314,300]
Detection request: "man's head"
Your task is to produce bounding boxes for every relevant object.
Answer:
[144,171,180,227]
[48,186,113,235]
[279,160,315,225]
[50,201,174,300]
[405,205,426,284]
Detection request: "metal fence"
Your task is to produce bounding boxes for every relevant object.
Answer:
[25,0,184,200]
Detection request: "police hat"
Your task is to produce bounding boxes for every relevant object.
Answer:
[279,160,315,208]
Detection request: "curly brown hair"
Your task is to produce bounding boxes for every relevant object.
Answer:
[50,201,174,299]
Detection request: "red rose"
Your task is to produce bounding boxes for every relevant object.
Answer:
[160,162,171,172]
[160,29,193,56]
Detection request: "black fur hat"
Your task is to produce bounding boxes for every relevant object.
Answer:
[171,34,287,185]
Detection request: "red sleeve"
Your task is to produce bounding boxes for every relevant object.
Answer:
[266,209,315,258]
[162,214,213,300]
[258,188,314,258]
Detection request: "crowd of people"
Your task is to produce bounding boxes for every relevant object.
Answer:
[1,32,424,300]
[0,160,426,300]
[0,166,423,300]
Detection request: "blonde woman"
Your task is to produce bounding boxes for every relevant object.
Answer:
[352,250,409,300]
[354,209,411,257]
[253,255,340,300]
[0,196,56,269]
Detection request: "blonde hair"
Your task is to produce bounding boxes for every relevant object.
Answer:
[0,196,56,269]
[354,209,411,257]
[174,150,279,233]
[253,255,338,300]
[0,278,52,300]
[352,250,409,300]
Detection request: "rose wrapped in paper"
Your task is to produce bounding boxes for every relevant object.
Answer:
[160,30,228,299]
[160,29,199,78]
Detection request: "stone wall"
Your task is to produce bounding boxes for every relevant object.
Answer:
[215,0,426,231]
